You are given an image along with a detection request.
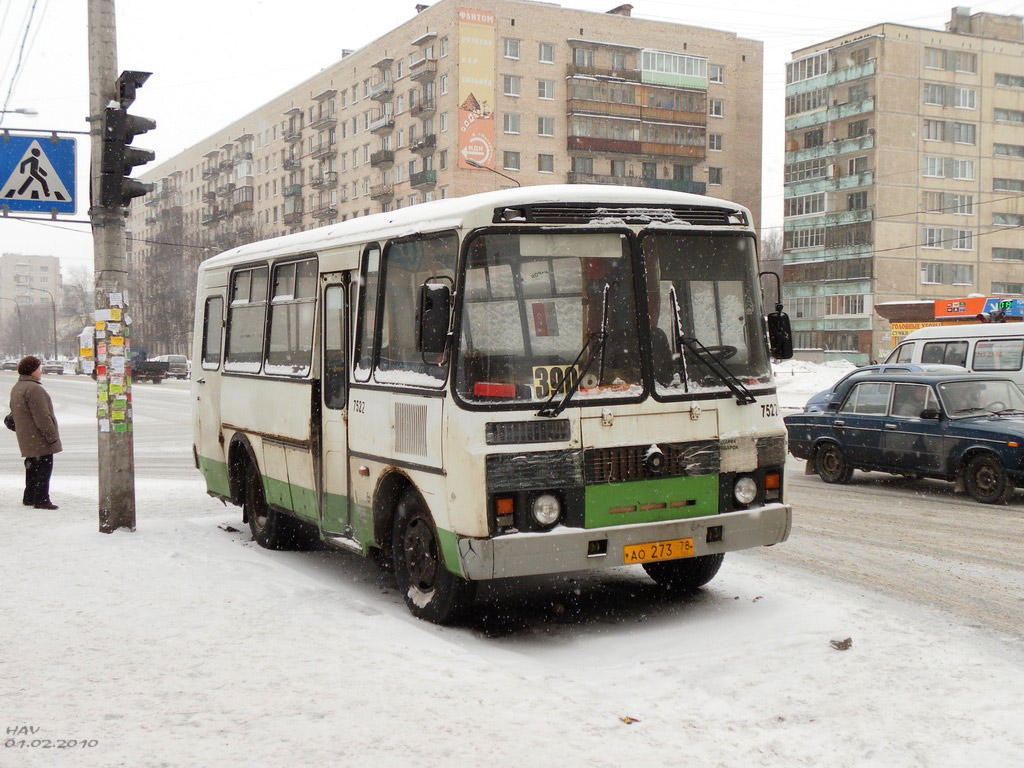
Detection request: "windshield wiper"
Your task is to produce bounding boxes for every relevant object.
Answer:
[668,287,755,405]
[537,284,609,417]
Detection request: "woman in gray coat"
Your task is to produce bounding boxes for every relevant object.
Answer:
[9,356,62,509]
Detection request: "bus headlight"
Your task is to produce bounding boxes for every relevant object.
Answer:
[733,476,758,506]
[531,493,561,527]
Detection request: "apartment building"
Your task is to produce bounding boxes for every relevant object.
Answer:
[0,252,62,358]
[783,7,1024,365]
[127,0,763,351]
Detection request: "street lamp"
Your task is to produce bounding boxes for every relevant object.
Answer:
[24,286,57,360]
[0,297,25,356]
[0,107,38,116]
[466,158,521,187]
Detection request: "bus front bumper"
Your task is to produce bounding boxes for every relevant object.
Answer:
[456,502,792,580]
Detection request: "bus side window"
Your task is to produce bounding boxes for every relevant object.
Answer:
[201,296,224,369]
[323,285,346,409]
[353,244,381,382]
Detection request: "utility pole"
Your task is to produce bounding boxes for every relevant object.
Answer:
[88,0,136,533]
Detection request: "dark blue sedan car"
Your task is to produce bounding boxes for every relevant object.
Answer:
[785,373,1024,504]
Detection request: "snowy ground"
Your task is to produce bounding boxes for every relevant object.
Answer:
[3,366,1024,768]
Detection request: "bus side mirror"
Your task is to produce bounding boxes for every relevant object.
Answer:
[418,282,451,358]
[766,306,794,360]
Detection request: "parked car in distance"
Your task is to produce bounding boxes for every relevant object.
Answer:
[802,363,967,412]
[785,373,1024,504]
[0,359,17,371]
[150,354,189,379]
[41,360,64,375]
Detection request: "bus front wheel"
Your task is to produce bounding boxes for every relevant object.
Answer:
[392,489,476,624]
[643,552,724,592]
[245,462,305,550]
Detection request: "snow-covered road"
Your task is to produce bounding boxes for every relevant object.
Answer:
[2,370,1023,767]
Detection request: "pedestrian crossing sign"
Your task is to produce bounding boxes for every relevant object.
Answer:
[0,133,76,214]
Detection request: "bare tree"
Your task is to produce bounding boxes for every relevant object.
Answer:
[759,229,784,308]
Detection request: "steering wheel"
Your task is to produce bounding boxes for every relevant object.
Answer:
[702,345,738,361]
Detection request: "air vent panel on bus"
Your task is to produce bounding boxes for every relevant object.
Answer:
[493,203,747,227]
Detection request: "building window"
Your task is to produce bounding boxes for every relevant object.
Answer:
[848,83,868,102]
[503,75,521,97]
[440,74,448,95]
[995,107,1024,124]
[994,143,1024,159]
[994,177,1024,192]
[924,47,976,73]
[847,120,867,138]
[785,87,828,116]
[994,212,1024,227]
[612,52,627,70]
[503,151,520,171]
[848,155,868,175]
[993,282,1024,295]
[786,51,828,84]
[921,263,973,285]
[996,72,1024,89]
[803,128,824,149]
[923,156,974,180]
[993,248,1024,261]
[538,80,554,99]
[785,157,828,183]
[610,159,626,177]
[538,116,554,136]
[709,64,724,83]
[572,156,593,175]
[538,154,554,173]
[709,99,724,117]
[641,162,656,179]
[847,191,868,210]
[708,167,723,185]
[784,192,825,217]
[574,48,594,67]
[784,227,826,250]
[503,113,520,134]
[504,38,520,59]
[539,43,554,63]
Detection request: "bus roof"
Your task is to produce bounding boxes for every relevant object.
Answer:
[201,184,752,271]
[902,322,1024,342]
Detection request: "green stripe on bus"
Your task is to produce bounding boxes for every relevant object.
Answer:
[198,455,231,498]
[584,475,719,529]
[435,527,464,577]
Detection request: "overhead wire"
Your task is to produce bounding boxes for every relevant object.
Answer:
[0,0,40,125]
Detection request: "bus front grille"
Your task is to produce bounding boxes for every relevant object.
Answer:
[584,441,719,484]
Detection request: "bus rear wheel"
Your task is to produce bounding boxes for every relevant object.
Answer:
[643,553,724,592]
[392,489,476,624]
[245,461,307,550]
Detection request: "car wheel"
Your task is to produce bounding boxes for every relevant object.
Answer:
[643,552,724,591]
[392,488,476,624]
[815,443,853,484]
[964,454,1013,504]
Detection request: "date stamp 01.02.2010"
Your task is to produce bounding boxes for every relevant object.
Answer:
[4,725,99,750]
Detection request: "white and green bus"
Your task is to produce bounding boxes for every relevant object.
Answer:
[192,185,794,623]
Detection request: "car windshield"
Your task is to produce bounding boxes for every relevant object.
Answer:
[455,230,642,405]
[641,231,771,396]
[938,379,1024,417]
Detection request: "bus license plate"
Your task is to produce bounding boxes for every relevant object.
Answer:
[623,537,695,565]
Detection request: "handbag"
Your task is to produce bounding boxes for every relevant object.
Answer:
[4,412,14,431]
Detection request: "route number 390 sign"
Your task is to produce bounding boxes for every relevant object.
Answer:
[532,365,580,399]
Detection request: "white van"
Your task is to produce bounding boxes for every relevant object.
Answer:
[885,323,1024,387]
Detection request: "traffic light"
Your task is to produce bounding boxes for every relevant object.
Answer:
[976,309,1006,323]
[99,70,156,208]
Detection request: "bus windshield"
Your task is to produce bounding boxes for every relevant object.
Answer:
[642,231,771,396]
[456,230,643,405]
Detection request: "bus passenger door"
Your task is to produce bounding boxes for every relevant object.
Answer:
[320,281,350,535]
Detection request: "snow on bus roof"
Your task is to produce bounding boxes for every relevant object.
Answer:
[203,184,747,269]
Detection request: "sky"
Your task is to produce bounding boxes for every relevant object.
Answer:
[2,0,1024,273]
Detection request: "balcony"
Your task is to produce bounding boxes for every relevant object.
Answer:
[311,142,337,160]
[370,183,395,200]
[411,98,436,119]
[144,215,157,225]
[370,80,394,101]
[369,114,395,134]
[217,183,235,198]
[283,157,302,170]
[311,171,338,188]
[566,63,641,82]
[567,136,640,155]
[201,207,222,226]
[567,172,706,195]
[203,191,217,204]
[311,205,338,220]
[201,167,219,180]
[218,158,233,171]
[370,149,395,167]
[410,134,436,155]
[233,152,253,165]
[283,207,304,226]
[283,184,303,197]
[410,58,437,82]
[371,54,393,70]
[410,169,437,188]
[285,129,303,143]
[310,114,337,130]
